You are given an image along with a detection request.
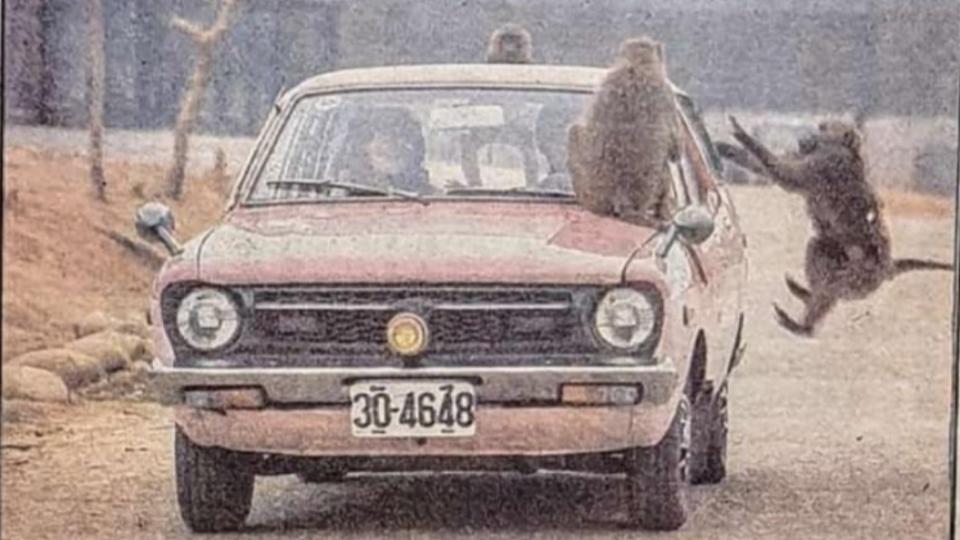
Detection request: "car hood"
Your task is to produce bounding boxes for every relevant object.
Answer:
[193,201,661,285]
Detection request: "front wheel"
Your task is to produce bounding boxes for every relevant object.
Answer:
[175,426,255,533]
[689,382,728,484]
[624,395,690,530]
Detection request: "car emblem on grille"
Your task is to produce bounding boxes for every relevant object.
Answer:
[386,312,429,356]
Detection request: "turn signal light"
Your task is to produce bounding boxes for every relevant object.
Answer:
[561,384,642,406]
[183,387,265,409]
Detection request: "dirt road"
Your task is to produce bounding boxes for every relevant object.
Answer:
[2,185,955,539]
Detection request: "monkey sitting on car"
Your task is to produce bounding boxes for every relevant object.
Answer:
[457,24,538,188]
[567,36,680,226]
[721,116,953,336]
[485,23,533,64]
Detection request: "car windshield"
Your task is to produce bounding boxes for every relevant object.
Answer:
[246,88,590,203]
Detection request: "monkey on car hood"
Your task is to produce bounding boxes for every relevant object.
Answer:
[567,36,680,227]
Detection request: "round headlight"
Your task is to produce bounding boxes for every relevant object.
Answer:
[176,287,241,351]
[594,287,658,350]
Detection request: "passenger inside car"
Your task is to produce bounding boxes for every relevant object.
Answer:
[534,101,577,191]
[250,89,598,201]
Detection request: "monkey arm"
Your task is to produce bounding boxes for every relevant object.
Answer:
[728,117,808,192]
[715,141,767,176]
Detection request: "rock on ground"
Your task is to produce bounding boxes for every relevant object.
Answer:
[1,365,70,403]
[1,398,55,423]
[72,311,113,339]
[64,331,132,373]
[116,333,153,362]
[9,349,105,389]
[73,310,150,340]
[80,362,152,402]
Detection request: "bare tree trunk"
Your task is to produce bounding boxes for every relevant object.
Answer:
[87,0,106,201]
[164,0,238,200]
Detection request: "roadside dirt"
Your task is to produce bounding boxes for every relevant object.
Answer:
[2,142,232,361]
[1,146,956,539]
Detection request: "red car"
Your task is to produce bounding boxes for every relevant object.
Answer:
[139,64,748,532]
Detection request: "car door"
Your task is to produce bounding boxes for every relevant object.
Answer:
[676,96,747,381]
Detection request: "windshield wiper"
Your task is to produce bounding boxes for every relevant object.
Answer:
[266,179,422,201]
[444,186,574,198]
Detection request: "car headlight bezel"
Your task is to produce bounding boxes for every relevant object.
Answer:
[592,285,663,353]
[173,286,243,352]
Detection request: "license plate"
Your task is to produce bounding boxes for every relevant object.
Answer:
[349,380,476,438]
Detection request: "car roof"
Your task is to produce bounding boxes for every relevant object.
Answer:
[284,64,688,101]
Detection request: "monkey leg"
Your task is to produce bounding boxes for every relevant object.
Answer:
[774,293,836,337]
[784,274,812,301]
[798,294,837,335]
[772,303,809,336]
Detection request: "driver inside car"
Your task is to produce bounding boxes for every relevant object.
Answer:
[338,107,434,194]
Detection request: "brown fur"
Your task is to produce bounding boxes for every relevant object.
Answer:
[567,36,679,225]
[725,116,953,336]
[485,24,532,64]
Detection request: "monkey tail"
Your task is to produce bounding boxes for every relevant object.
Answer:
[891,258,954,275]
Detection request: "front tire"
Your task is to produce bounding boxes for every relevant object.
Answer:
[625,395,690,530]
[689,381,728,484]
[175,426,254,533]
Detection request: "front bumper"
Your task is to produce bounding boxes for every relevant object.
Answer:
[151,360,681,457]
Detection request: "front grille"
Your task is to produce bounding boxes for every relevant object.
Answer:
[253,287,575,307]
[169,286,599,363]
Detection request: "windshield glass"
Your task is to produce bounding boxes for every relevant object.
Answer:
[246,89,589,202]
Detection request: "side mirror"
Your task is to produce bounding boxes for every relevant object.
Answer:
[674,205,715,244]
[656,205,715,258]
[135,202,182,256]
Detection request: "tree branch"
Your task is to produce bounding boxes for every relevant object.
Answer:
[205,0,237,43]
[170,17,204,40]
[164,0,241,199]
